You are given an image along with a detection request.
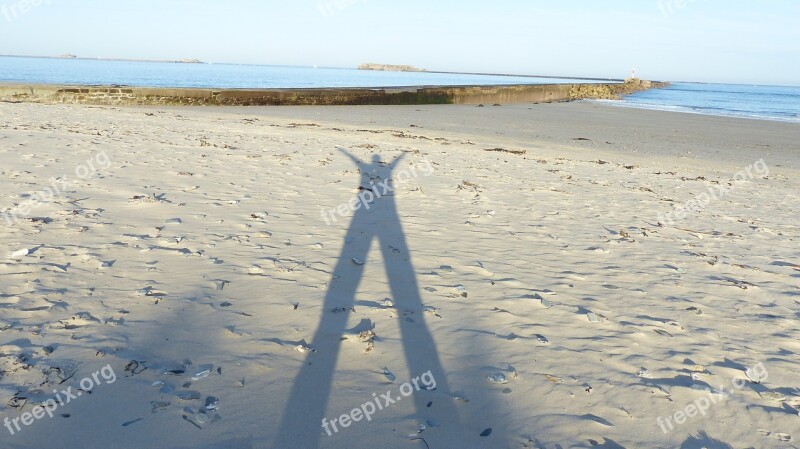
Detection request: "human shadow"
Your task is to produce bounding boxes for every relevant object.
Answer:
[274,150,460,448]
[679,431,734,449]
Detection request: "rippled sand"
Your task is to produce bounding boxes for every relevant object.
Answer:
[1,102,798,449]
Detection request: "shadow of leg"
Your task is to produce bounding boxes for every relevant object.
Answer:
[273,222,373,449]
[379,212,462,445]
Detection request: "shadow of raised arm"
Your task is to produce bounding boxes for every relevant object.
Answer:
[388,152,407,170]
[337,147,363,168]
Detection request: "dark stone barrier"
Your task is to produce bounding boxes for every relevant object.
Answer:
[0,80,668,106]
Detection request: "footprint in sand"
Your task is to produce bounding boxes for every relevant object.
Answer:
[212,280,230,291]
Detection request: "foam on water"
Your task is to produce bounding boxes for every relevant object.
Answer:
[607,82,800,123]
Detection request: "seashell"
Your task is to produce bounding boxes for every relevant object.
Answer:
[487,373,509,384]
[747,369,768,384]
[760,391,786,402]
[545,374,563,384]
[452,392,470,402]
[8,248,29,259]
[205,396,219,411]
[192,365,214,380]
[295,344,316,353]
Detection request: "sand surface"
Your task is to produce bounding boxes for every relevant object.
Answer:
[1,101,799,449]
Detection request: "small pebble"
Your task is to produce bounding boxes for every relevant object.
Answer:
[176,391,202,401]
[205,396,219,411]
[536,335,549,344]
[760,391,786,402]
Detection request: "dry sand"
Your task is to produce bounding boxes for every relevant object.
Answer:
[0,101,799,449]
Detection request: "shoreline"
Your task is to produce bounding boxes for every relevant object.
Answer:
[0,80,667,106]
[590,98,800,124]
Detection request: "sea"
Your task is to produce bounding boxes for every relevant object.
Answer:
[1,56,798,123]
[602,82,800,123]
[0,56,603,89]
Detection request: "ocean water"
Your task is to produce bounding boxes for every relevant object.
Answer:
[611,82,800,123]
[2,57,797,122]
[0,56,605,89]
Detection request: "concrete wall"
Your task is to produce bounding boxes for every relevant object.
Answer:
[0,81,667,106]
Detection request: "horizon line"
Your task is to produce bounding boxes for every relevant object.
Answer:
[0,54,797,88]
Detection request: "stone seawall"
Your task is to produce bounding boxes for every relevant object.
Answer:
[0,80,668,106]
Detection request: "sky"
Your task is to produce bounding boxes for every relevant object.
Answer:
[0,0,798,86]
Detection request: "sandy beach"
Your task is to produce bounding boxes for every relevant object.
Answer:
[1,101,799,449]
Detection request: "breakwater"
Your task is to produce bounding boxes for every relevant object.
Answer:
[0,79,667,106]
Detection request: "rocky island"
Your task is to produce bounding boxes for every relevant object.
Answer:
[358,63,426,72]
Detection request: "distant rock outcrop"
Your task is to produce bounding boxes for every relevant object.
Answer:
[358,63,425,72]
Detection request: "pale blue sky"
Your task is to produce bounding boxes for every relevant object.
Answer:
[0,0,798,85]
